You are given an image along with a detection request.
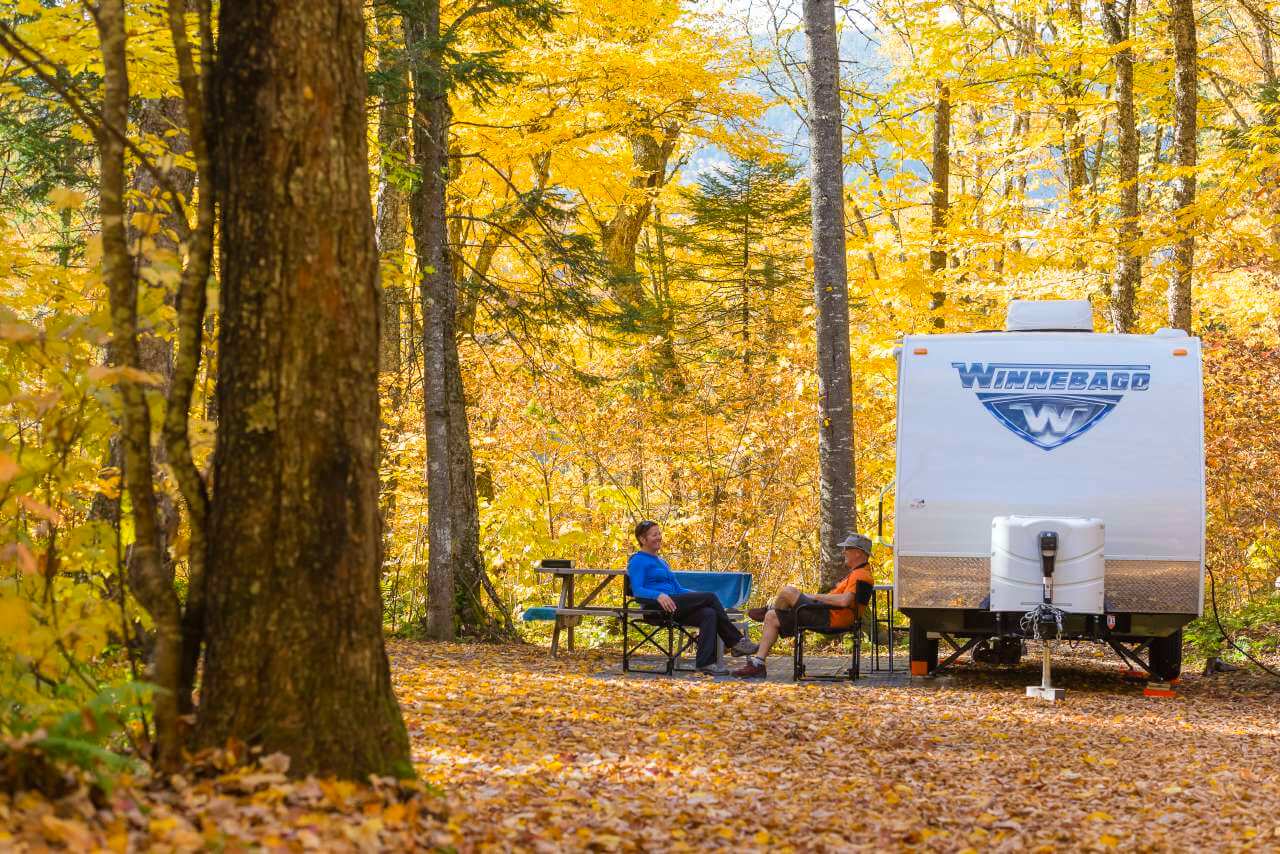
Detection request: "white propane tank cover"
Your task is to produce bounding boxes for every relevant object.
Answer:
[991,516,1105,614]
[1004,299,1094,332]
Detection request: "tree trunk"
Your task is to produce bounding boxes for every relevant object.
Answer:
[1241,0,1276,84]
[201,0,411,778]
[1102,0,1141,333]
[1168,0,1197,332]
[1064,0,1088,271]
[929,82,951,326]
[446,335,513,637]
[405,0,457,641]
[600,126,684,390]
[94,0,185,773]
[376,14,411,374]
[803,0,857,590]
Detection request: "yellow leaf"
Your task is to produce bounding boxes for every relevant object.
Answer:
[48,186,86,211]
[1086,811,1113,822]
[1099,834,1119,847]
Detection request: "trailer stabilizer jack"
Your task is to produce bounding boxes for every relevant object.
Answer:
[1026,642,1065,702]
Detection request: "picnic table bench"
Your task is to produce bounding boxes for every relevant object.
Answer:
[522,559,904,674]
[523,560,752,656]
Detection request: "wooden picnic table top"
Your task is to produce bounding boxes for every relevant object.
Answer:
[534,566,624,576]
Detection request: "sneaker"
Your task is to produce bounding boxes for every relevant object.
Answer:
[697,662,730,676]
[733,660,767,678]
[747,607,769,622]
[730,638,758,657]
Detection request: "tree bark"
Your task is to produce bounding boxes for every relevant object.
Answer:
[803,0,856,590]
[376,13,411,373]
[1063,0,1088,273]
[94,0,185,773]
[201,0,411,778]
[929,82,951,325]
[600,126,684,390]
[1102,0,1141,333]
[163,0,215,718]
[405,0,457,641]
[1168,0,1198,332]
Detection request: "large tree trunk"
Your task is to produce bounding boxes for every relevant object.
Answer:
[803,0,857,590]
[94,0,185,773]
[375,14,411,374]
[405,0,457,641]
[929,82,950,325]
[601,126,680,304]
[1167,0,1198,332]
[201,0,411,778]
[1102,0,1141,333]
[599,126,684,390]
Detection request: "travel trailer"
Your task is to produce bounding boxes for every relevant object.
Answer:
[893,300,1203,682]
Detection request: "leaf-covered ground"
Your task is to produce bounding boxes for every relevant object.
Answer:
[4,640,1279,851]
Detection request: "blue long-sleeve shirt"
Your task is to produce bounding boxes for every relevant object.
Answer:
[626,551,689,600]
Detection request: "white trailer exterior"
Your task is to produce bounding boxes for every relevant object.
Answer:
[893,307,1204,679]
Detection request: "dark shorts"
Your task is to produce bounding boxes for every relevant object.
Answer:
[776,594,831,638]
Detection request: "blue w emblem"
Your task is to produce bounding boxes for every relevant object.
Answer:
[976,393,1121,450]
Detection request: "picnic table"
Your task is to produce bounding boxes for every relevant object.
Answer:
[525,560,752,657]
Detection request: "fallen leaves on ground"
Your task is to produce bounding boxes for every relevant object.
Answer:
[0,747,455,851]
[3,641,1279,851]
[392,641,1280,852]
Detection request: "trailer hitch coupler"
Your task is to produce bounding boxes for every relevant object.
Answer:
[1038,531,1058,605]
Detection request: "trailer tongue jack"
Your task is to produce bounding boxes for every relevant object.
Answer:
[1026,531,1067,702]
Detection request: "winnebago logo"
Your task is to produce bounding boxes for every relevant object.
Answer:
[951,362,1151,450]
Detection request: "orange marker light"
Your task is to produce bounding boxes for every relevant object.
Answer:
[913,347,928,355]
[1172,348,1188,356]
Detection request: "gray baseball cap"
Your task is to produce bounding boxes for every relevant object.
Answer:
[837,533,873,553]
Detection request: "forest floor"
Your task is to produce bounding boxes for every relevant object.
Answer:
[4,640,1279,851]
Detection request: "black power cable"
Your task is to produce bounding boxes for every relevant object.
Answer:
[1207,563,1280,680]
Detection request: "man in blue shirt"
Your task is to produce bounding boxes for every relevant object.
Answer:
[628,520,756,674]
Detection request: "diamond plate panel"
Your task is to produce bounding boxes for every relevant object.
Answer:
[1105,560,1201,614]
[896,555,1202,613]
[897,556,990,608]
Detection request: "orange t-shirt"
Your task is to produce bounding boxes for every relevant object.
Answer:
[827,564,874,628]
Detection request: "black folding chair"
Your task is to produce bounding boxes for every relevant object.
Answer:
[792,602,862,682]
[621,576,698,675]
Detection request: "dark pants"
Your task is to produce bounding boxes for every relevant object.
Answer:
[640,591,743,667]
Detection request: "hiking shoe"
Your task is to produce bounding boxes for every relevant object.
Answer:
[733,660,767,678]
[730,638,758,657]
[747,607,770,621]
[697,663,730,676]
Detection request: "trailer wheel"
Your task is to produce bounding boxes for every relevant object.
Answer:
[1148,629,1183,681]
[909,623,938,675]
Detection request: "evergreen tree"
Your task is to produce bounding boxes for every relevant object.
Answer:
[671,156,809,368]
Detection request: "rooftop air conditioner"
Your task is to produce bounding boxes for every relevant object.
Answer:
[1005,299,1094,332]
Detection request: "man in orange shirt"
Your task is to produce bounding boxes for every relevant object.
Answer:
[732,533,875,678]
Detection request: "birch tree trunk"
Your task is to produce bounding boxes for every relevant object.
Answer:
[405,0,457,641]
[1168,0,1198,332]
[803,0,856,589]
[1102,0,1141,333]
[201,0,411,778]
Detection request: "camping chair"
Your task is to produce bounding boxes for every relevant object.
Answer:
[792,602,862,682]
[621,575,698,675]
